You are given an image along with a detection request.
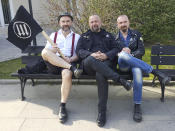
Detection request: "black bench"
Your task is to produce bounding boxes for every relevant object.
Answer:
[151,44,175,102]
[11,45,149,101]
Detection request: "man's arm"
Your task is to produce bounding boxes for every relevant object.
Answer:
[44,33,58,54]
[105,35,121,61]
[131,32,145,59]
[70,55,79,62]
[76,36,92,59]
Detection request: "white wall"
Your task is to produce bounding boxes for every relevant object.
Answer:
[12,0,50,26]
[0,0,50,35]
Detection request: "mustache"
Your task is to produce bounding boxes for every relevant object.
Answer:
[121,26,127,28]
[62,25,70,28]
[61,25,71,31]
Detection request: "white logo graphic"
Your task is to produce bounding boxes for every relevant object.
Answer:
[13,21,31,39]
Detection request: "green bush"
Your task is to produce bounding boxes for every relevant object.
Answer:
[113,0,175,43]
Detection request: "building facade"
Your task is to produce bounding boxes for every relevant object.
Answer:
[0,0,49,35]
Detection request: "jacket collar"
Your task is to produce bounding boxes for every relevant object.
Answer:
[116,28,136,40]
[85,28,107,36]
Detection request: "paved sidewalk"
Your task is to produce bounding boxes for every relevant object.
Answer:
[0,80,175,131]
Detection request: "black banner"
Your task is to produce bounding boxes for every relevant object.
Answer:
[7,5,43,50]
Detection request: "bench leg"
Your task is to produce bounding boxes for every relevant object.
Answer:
[152,76,157,87]
[31,79,35,86]
[19,77,27,101]
[160,82,165,102]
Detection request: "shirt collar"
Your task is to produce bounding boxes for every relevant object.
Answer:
[119,29,132,47]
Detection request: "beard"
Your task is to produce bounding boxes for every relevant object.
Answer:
[120,26,128,33]
[91,25,100,32]
[61,25,71,32]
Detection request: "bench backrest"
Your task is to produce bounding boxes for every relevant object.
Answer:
[151,45,175,67]
[21,46,44,64]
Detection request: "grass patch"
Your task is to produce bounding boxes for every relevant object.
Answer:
[0,47,175,79]
[0,58,25,79]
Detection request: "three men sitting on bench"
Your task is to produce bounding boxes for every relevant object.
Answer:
[42,13,171,127]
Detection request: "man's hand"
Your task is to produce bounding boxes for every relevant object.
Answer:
[64,57,71,63]
[91,51,108,61]
[98,52,108,61]
[122,47,131,54]
[91,51,101,59]
[51,44,58,53]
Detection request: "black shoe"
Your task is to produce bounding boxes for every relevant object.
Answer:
[96,112,106,127]
[58,106,68,123]
[152,70,171,84]
[119,78,132,91]
[133,104,142,122]
[70,66,83,78]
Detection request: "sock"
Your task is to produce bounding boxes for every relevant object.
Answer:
[70,65,75,72]
[60,103,66,107]
[135,103,141,106]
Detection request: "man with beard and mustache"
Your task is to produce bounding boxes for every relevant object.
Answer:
[76,15,133,127]
[115,15,171,122]
[42,13,82,124]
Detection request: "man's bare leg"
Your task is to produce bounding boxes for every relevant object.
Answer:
[42,48,82,78]
[61,69,72,103]
[58,66,73,123]
[42,48,71,69]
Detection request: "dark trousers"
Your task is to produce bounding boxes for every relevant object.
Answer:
[82,56,120,113]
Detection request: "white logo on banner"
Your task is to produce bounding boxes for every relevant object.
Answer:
[13,21,31,39]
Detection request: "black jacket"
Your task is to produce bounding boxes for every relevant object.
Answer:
[76,29,120,61]
[115,29,145,59]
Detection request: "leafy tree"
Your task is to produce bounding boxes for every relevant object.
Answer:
[44,0,175,43]
[112,0,175,43]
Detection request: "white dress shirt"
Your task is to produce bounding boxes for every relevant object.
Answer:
[45,29,80,57]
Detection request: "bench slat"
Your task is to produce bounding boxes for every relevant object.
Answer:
[11,72,149,79]
[151,45,175,55]
[151,56,175,65]
[22,56,42,64]
[153,69,175,77]
[22,46,44,54]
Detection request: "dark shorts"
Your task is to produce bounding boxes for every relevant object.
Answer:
[44,61,78,75]
[45,61,63,74]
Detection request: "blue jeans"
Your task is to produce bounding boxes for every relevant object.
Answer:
[118,52,153,104]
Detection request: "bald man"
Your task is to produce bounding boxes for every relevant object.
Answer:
[115,15,171,122]
[76,15,133,127]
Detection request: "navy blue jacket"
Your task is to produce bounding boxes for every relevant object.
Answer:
[76,29,120,61]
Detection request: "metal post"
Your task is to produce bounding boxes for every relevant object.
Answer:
[28,0,37,46]
[0,1,5,27]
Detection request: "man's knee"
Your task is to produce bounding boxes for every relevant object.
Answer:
[41,48,50,61]
[83,56,95,66]
[96,72,106,81]
[62,69,72,79]
[119,52,130,61]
